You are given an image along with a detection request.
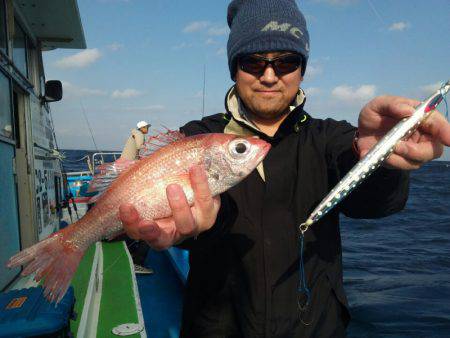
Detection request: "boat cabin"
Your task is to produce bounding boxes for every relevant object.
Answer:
[0,0,85,291]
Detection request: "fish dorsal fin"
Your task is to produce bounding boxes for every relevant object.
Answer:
[87,158,137,202]
[87,129,184,203]
[139,128,185,158]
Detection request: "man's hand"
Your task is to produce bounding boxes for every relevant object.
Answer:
[357,95,450,170]
[118,165,221,250]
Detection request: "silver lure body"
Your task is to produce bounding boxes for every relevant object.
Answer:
[300,81,450,233]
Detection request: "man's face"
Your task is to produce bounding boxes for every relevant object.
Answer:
[235,51,303,121]
[140,126,149,134]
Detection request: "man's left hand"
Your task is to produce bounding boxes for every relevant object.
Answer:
[357,95,450,170]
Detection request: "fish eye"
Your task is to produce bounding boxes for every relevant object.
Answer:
[229,139,250,157]
[235,142,247,154]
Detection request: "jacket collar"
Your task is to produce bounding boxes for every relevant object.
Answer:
[224,85,309,140]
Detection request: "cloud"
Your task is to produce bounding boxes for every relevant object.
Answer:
[55,49,101,69]
[205,38,217,45]
[304,63,323,80]
[313,0,358,5]
[304,14,317,23]
[61,81,107,98]
[172,42,192,50]
[182,21,228,36]
[123,105,165,112]
[332,85,377,102]
[111,89,143,99]
[419,82,442,96]
[107,42,124,51]
[304,87,321,97]
[389,21,410,31]
[216,47,226,56]
[97,0,131,2]
[183,21,210,33]
[193,90,203,98]
[207,26,229,36]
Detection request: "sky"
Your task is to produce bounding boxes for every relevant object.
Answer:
[43,0,450,160]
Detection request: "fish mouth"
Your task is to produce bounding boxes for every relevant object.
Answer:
[253,139,271,164]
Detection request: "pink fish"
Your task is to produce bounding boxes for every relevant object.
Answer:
[7,133,270,303]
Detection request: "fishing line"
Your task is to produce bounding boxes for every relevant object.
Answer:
[80,100,99,152]
[297,233,312,326]
[365,0,386,27]
[297,234,311,308]
[101,253,126,275]
[102,240,142,274]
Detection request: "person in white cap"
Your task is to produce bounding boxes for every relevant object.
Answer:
[120,121,151,160]
[118,121,154,274]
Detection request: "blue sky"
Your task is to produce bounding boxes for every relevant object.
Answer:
[44,0,450,160]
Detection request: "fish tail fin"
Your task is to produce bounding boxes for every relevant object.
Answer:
[7,228,86,303]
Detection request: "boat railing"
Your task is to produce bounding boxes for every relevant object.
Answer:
[66,171,92,177]
[92,152,122,173]
[64,152,120,200]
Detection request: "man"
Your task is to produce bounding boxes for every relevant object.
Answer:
[119,120,154,274]
[121,120,151,160]
[119,0,450,336]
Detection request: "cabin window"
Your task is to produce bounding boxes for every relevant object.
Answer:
[27,40,39,89]
[37,51,45,96]
[0,71,13,139]
[12,19,27,77]
[0,0,7,55]
[39,70,45,96]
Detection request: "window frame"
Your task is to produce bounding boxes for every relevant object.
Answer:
[0,0,8,57]
[0,67,15,145]
[12,17,28,78]
[26,36,38,90]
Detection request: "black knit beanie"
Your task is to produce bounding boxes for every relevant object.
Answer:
[227,0,310,79]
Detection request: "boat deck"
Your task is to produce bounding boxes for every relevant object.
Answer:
[137,250,185,338]
[5,200,188,337]
[68,203,187,337]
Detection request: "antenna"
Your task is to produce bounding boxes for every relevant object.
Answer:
[202,64,206,117]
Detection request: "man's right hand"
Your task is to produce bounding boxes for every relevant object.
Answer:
[118,165,221,250]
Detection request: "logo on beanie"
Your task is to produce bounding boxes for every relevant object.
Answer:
[261,21,303,39]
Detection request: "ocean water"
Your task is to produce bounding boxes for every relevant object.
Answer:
[61,149,120,173]
[62,150,450,337]
[342,160,450,337]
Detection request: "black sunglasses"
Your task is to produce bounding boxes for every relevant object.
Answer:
[238,54,303,77]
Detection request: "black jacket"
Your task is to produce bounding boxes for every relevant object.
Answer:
[178,103,409,338]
